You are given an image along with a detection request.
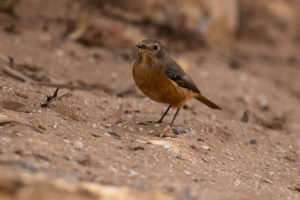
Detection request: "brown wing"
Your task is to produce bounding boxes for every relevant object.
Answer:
[164,59,200,93]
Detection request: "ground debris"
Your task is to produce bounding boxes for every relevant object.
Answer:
[241,109,250,123]
[0,55,32,82]
[41,88,71,107]
[104,132,121,137]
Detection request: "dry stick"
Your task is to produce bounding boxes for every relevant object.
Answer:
[41,88,72,107]
[35,82,113,93]
[0,55,31,82]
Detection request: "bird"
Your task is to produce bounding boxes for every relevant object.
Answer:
[132,39,221,127]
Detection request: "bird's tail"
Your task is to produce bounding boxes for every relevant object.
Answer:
[195,94,221,110]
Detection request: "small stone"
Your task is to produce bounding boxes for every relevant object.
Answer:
[164,144,171,149]
[76,153,90,165]
[14,149,31,156]
[176,155,183,160]
[201,145,210,150]
[36,152,50,161]
[104,132,111,137]
[16,132,23,137]
[130,170,137,175]
[63,139,70,144]
[130,146,144,151]
[38,125,46,130]
[184,170,190,175]
[241,110,250,123]
[234,179,241,187]
[250,139,257,144]
[91,132,101,137]
[74,141,84,150]
[104,132,121,137]
[109,132,121,137]
[172,128,186,135]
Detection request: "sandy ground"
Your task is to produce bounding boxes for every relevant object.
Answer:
[0,0,299,199]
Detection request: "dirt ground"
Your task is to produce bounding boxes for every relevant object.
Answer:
[0,0,299,200]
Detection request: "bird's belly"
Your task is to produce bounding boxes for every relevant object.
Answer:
[133,67,190,107]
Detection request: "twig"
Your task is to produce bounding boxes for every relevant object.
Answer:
[35,82,113,93]
[0,55,32,82]
[41,88,71,107]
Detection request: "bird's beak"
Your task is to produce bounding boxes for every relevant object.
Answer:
[136,43,146,49]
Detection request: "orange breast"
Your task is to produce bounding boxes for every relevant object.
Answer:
[133,62,194,108]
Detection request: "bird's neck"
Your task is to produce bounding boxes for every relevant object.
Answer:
[137,53,158,65]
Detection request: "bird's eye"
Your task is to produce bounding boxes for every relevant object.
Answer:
[153,44,159,51]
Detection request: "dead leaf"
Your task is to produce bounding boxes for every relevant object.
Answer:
[105,105,122,125]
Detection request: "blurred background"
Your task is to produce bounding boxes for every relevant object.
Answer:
[1,0,300,50]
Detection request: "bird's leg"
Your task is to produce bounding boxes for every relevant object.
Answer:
[170,108,180,127]
[157,105,171,123]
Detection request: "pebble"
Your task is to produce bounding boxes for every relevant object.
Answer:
[76,153,90,165]
[234,179,241,187]
[201,145,210,150]
[184,170,190,175]
[250,139,257,144]
[164,144,171,149]
[104,132,120,137]
[172,128,186,135]
[14,149,31,156]
[63,139,70,144]
[104,132,111,137]
[16,132,23,137]
[130,170,137,175]
[37,152,50,161]
[74,141,84,150]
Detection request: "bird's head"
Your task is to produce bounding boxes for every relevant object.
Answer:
[136,39,167,64]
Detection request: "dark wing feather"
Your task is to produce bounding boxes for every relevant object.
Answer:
[164,59,200,93]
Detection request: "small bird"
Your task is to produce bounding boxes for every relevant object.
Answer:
[132,39,221,126]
